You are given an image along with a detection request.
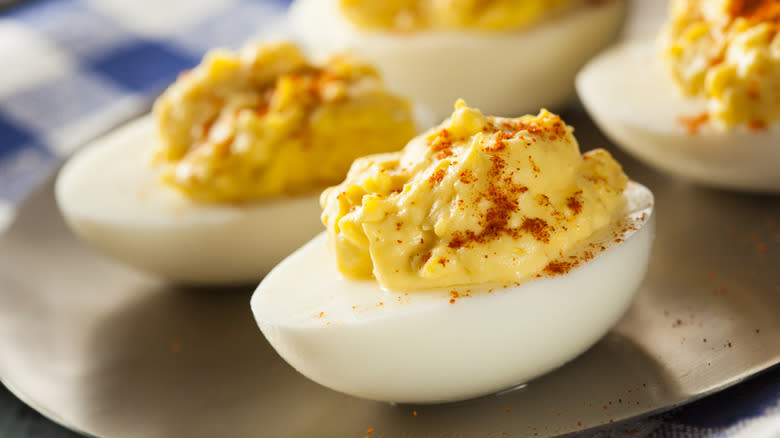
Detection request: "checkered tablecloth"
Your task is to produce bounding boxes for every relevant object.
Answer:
[0,1,778,437]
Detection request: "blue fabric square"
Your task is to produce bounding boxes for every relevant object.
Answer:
[90,42,199,94]
[0,114,38,161]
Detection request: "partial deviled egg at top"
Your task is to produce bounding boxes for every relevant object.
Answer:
[56,41,423,285]
[577,0,780,193]
[251,101,655,404]
[290,0,627,119]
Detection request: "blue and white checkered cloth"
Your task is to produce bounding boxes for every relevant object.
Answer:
[0,1,778,437]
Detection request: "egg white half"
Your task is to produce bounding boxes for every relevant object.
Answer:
[290,0,627,119]
[55,116,324,285]
[251,182,654,404]
[577,40,780,193]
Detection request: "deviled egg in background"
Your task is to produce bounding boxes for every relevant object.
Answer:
[290,0,628,119]
[577,0,780,192]
[56,41,424,285]
[252,102,655,403]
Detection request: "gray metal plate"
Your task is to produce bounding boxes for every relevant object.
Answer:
[0,108,778,438]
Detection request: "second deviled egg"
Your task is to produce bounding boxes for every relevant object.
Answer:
[290,0,627,119]
[56,41,421,285]
[252,101,655,403]
[577,0,780,192]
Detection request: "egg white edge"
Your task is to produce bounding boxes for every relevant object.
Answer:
[576,39,780,192]
[54,115,325,284]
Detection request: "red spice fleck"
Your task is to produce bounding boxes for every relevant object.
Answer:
[254,104,270,117]
[506,408,511,412]
[567,196,583,215]
[544,260,572,275]
[484,130,508,152]
[528,155,541,173]
[429,128,454,159]
[520,217,552,243]
[678,113,710,135]
[436,148,453,159]
[459,169,476,184]
[449,298,456,304]
[413,411,418,416]
[366,428,374,434]
[438,258,449,267]
[729,0,780,24]
[748,119,767,131]
[747,81,761,99]
[429,168,447,184]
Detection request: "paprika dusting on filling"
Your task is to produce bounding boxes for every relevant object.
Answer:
[321,100,628,291]
[153,41,416,202]
[661,0,780,130]
[729,0,780,25]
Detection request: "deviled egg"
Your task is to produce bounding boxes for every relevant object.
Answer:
[56,42,423,285]
[290,0,628,119]
[577,0,780,192]
[251,101,655,403]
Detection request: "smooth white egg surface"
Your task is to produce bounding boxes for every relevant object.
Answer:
[251,182,654,404]
[55,116,324,285]
[290,0,627,119]
[577,40,780,193]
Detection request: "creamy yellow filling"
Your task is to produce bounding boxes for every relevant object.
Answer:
[339,0,575,32]
[153,42,416,202]
[321,101,628,291]
[661,0,780,129]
